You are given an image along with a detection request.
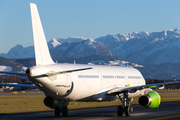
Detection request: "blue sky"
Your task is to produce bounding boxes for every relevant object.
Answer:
[0,0,180,53]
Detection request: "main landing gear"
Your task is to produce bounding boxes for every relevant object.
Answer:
[54,101,69,117]
[117,92,133,116]
[54,106,68,117]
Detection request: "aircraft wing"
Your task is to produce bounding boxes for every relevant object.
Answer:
[0,83,37,88]
[106,81,180,95]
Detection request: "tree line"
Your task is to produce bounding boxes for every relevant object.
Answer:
[0,75,22,84]
[146,78,180,90]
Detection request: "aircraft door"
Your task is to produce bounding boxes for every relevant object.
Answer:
[59,66,71,87]
[119,71,128,87]
[65,74,71,87]
[98,71,103,86]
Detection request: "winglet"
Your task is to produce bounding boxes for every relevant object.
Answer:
[30,3,54,65]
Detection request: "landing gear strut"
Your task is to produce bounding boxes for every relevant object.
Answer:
[54,101,69,117]
[117,92,133,116]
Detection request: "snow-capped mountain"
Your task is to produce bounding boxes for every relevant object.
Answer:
[0,57,24,72]
[50,38,113,58]
[123,28,180,65]
[1,28,180,65]
[0,37,113,59]
[48,37,87,49]
[0,45,34,59]
[95,32,149,51]
[95,28,180,65]
[0,65,12,72]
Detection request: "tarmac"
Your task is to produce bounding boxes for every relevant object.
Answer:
[1,101,180,120]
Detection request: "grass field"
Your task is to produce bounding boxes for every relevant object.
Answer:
[0,90,180,114]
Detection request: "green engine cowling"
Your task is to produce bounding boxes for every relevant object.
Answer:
[138,91,161,108]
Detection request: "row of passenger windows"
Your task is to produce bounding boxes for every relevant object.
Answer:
[102,76,125,79]
[128,76,142,79]
[78,75,141,79]
[78,75,99,78]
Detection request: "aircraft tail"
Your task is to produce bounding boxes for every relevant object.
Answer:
[30,3,54,65]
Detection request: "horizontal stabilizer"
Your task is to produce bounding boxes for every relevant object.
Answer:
[46,67,92,76]
[33,67,93,78]
[0,71,26,76]
[0,83,37,88]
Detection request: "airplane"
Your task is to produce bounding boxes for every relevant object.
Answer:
[0,3,180,117]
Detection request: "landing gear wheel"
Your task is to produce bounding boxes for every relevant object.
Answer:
[125,106,133,116]
[117,93,133,117]
[117,106,123,116]
[54,107,61,117]
[62,106,68,116]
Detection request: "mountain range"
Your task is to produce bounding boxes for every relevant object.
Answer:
[1,28,180,79]
[0,37,113,59]
[1,28,180,65]
[95,28,180,65]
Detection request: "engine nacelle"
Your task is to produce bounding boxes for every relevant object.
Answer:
[44,96,58,109]
[138,91,161,108]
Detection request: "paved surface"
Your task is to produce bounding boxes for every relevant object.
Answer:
[1,101,180,120]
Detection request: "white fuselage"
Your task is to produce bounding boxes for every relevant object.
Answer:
[28,63,146,101]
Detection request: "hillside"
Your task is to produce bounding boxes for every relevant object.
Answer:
[0,57,24,72]
[1,28,180,79]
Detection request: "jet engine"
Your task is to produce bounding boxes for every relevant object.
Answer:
[44,96,58,108]
[138,91,161,108]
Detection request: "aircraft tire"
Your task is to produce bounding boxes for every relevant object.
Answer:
[54,107,61,117]
[125,106,133,116]
[62,106,68,116]
[117,106,123,116]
